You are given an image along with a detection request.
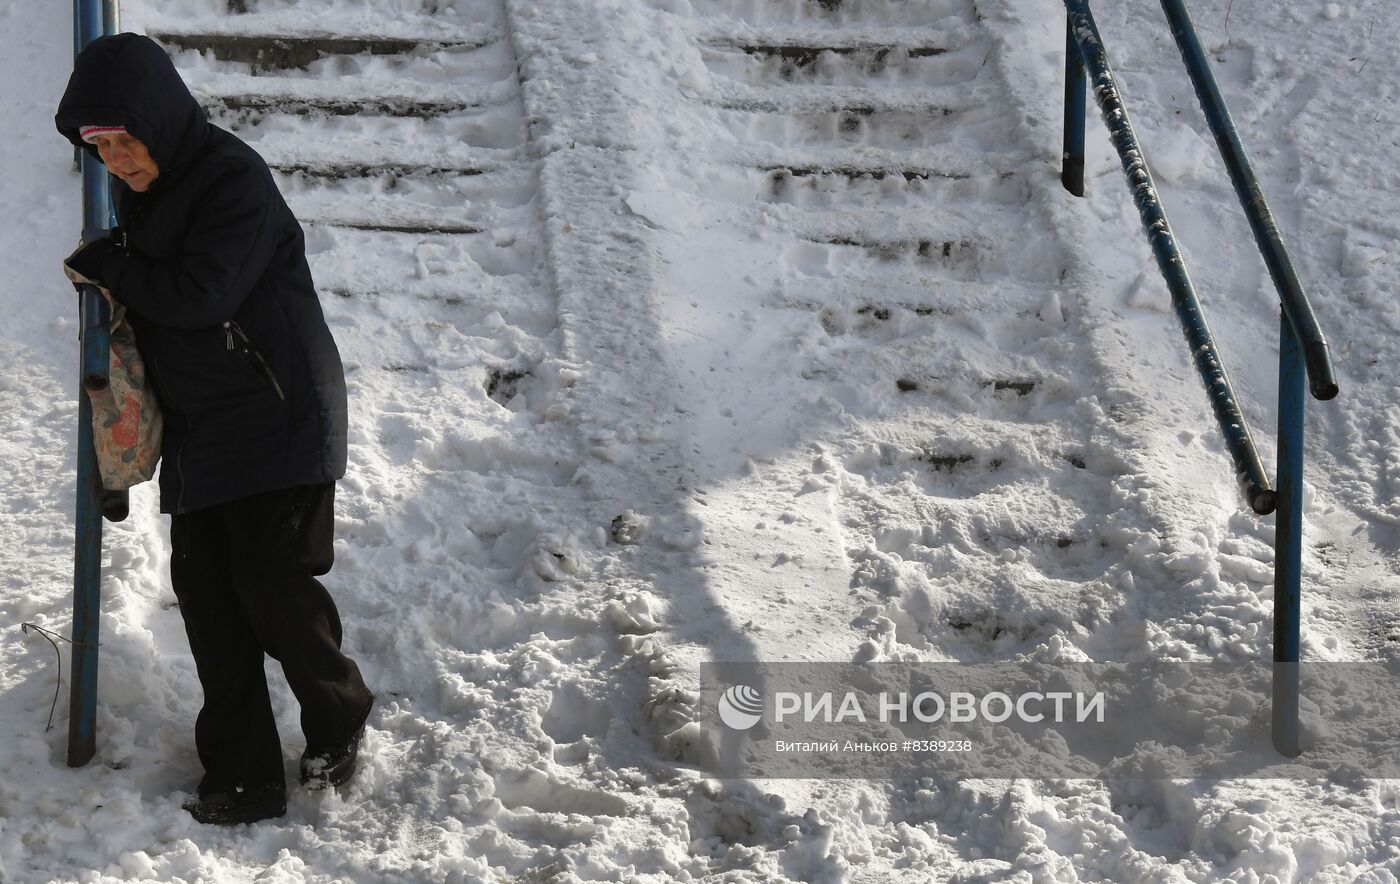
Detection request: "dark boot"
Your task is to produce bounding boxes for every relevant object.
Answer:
[301,693,374,790]
[183,781,286,825]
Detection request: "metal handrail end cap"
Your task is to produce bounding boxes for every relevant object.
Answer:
[1250,488,1278,516]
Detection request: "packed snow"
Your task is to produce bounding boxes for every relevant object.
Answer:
[2,0,1399,880]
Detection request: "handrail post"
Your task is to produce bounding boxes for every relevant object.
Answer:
[1153,0,1334,756]
[68,0,118,769]
[1273,310,1304,756]
[1062,15,1087,197]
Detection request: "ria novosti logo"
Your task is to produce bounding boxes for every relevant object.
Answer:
[718,684,763,730]
[716,683,1106,729]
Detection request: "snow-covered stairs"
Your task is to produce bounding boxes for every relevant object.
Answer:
[533,2,1176,876]
[45,0,1333,879]
[634,0,1133,674]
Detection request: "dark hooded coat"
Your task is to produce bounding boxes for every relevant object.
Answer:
[55,34,347,514]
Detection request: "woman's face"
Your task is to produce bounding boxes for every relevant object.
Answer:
[92,132,159,192]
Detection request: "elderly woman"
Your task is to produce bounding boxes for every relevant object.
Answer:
[55,33,373,825]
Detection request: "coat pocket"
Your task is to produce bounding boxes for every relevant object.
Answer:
[224,320,287,400]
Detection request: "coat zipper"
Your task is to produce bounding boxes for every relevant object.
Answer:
[224,320,286,400]
[122,195,146,243]
[176,418,190,514]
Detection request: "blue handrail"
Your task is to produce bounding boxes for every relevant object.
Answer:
[1158,0,1337,403]
[1060,0,1337,757]
[1063,0,1275,515]
[68,0,119,769]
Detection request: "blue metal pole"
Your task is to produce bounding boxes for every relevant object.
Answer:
[71,0,83,171]
[1158,0,1337,403]
[1064,0,1275,514]
[68,0,116,769]
[1273,310,1304,756]
[1062,14,1087,197]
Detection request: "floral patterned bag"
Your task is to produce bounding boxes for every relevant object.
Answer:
[87,302,162,490]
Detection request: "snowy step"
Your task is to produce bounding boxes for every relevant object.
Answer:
[773,232,1057,276]
[690,172,1027,234]
[767,280,1045,315]
[307,218,484,235]
[683,0,978,29]
[657,183,993,266]
[698,38,988,87]
[671,163,1027,214]
[895,376,1041,397]
[694,85,981,117]
[285,175,532,234]
[203,98,524,150]
[306,224,540,287]
[695,101,1005,151]
[841,431,1108,561]
[691,21,974,47]
[676,178,981,235]
[825,335,1076,410]
[711,42,950,63]
[270,161,494,180]
[720,143,1032,180]
[320,281,540,305]
[847,415,1093,481]
[771,238,988,282]
[318,279,555,335]
[148,5,502,40]
[761,166,1030,210]
[208,94,471,118]
[151,31,496,71]
[277,165,534,215]
[248,132,521,169]
[190,65,512,104]
[765,163,968,181]
[788,296,1069,368]
[806,234,974,261]
[201,84,509,119]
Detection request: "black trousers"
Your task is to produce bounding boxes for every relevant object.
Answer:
[170,482,371,789]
